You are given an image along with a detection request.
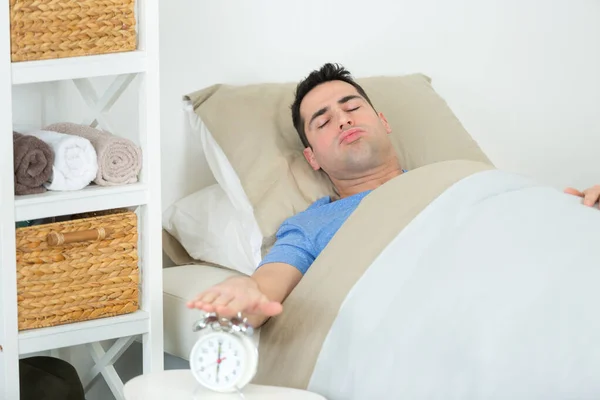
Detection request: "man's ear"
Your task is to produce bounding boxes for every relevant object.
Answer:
[379,112,392,134]
[303,147,320,170]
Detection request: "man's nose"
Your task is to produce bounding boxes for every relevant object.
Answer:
[337,111,353,130]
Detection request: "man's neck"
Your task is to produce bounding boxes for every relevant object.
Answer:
[333,158,403,199]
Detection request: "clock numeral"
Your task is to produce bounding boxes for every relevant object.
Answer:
[200,367,205,372]
[208,341,214,347]
[201,348,208,354]
[232,370,237,376]
[234,351,239,357]
[225,376,230,382]
[236,360,241,367]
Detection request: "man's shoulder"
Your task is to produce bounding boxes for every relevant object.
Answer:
[306,195,333,210]
[280,196,332,228]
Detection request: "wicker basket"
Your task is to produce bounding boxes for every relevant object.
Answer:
[15,211,140,331]
[9,0,137,62]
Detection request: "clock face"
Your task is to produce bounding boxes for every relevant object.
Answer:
[190,332,253,392]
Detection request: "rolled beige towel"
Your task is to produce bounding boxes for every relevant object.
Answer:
[45,122,142,186]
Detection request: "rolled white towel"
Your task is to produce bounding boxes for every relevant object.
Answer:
[45,122,142,186]
[27,130,98,191]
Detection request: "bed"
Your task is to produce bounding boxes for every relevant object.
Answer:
[160,72,486,365]
[161,73,600,399]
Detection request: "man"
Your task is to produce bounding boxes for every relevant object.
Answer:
[187,63,600,327]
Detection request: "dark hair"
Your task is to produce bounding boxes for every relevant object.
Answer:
[291,63,375,148]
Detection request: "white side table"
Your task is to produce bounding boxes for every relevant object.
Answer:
[124,369,327,400]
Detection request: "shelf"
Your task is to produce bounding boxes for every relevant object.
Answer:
[19,310,150,355]
[15,182,148,221]
[11,50,147,85]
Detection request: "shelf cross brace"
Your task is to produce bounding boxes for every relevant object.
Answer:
[82,336,137,400]
[72,74,137,134]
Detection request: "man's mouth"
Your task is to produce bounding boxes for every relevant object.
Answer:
[339,128,363,144]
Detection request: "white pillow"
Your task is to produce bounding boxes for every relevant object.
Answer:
[162,184,262,276]
[183,99,265,259]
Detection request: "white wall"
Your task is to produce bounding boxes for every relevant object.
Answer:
[158,0,600,210]
[10,0,599,207]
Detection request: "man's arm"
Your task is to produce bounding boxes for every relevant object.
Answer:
[253,262,303,308]
[187,262,302,328]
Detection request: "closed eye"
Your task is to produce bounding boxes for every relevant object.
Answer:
[347,106,360,112]
[318,120,330,129]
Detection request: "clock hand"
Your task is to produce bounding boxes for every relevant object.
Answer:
[216,342,222,379]
[201,357,226,370]
[203,357,227,367]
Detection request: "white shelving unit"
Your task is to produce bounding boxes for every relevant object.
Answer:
[0,1,164,399]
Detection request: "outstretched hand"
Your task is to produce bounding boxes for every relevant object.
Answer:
[565,185,600,207]
[186,276,283,320]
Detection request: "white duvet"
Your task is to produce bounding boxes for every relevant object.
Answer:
[308,169,600,400]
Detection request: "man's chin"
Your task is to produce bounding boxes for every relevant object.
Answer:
[341,156,378,172]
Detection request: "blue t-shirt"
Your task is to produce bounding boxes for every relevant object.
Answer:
[257,191,371,274]
[257,170,407,275]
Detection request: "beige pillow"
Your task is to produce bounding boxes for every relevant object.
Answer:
[184,73,491,254]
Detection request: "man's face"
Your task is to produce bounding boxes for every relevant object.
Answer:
[300,80,393,179]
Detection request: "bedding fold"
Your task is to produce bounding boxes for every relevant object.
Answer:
[254,159,494,389]
[12,131,54,195]
[26,130,97,191]
[45,122,142,186]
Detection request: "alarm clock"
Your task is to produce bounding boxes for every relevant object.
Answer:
[189,312,258,394]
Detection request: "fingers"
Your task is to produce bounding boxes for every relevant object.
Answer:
[564,187,584,197]
[217,293,282,318]
[186,288,232,313]
[564,185,600,207]
[583,185,600,207]
[195,291,220,312]
[187,284,283,319]
[216,293,253,318]
[186,289,216,309]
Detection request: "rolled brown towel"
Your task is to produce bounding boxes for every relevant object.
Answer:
[13,131,55,195]
[45,122,142,186]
